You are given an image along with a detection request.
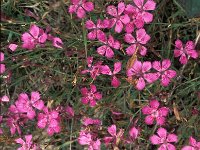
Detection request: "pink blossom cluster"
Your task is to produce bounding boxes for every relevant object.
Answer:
[8,24,63,51]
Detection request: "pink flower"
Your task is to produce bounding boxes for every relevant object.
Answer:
[85,19,109,41]
[101,62,122,88]
[82,117,102,126]
[174,39,198,64]
[182,136,200,150]
[127,60,156,90]
[124,28,150,56]
[106,2,130,33]
[142,100,169,125]
[37,107,61,136]
[15,92,44,119]
[0,116,3,134]
[152,59,176,86]
[150,127,178,150]
[52,37,63,48]
[0,52,5,74]
[80,84,102,107]
[81,57,102,79]
[21,24,47,50]
[132,0,156,24]
[66,106,74,118]
[103,124,124,146]
[129,126,140,140]
[0,95,9,102]
[97,35,121,58]
[15,134,38,150]
[68,0,94,19]
[8,43,18,51]
[78,130,101,150]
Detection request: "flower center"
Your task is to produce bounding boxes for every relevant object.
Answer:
[88,92,94,99]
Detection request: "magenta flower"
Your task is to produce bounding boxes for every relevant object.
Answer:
[133,0,156,24]
[150,127,178,150]
[174,39,198,64]
[97,35,121,58]
[124,28,150,56]
[182,136,200,150]
[8,43,18,51]
[0,116,3,134]
[142,100,169,125]
[103,124,124,146]
[81,57,102,79]
[37,106,61,136]
[152,59,176,86]
[100,62,122,88]
[127,60,157,90]
[66,106,74,118]
[68,0,94,19]
[0,52,5,74]
[21,24,47,50]
[106,2,130,33]
[78,130,101,150]
[15,134,38,150]
[85,19,109,41]
[129,126,140,141]
[80,84,102,107]
[15,92,44,119]
[82,117,102,126]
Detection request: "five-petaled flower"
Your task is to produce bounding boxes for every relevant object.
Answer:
[78,130,101,150]
[15,134,38,150]
[142,100,169,125]
[124,28,150,56]
[152,59,176,87]
[103,124,124,146]
[80,84,102,107]
[97,35,121,58]
[37,106,61,136]
[21,24,47,50]
[15,92,44,120]
[174,39,198,64]
[127,60,157,90]
[106,2,130,33]
[182,136,200,150]
[68,0,94,18]
[85,19,109,41]
[150,127,178,150]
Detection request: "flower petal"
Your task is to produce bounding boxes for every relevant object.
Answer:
[150,135,161,145]
[82,2,94,12]
[136,77,145,90]
[157,127,167,139]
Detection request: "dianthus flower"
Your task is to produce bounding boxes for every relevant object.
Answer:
[142,100,169,125]
[81,57,102,79]
[8,43,18,51]
[0,95,9,102]
[124,28,150,56]
[15,134,39,150]
[15,92,44,119]
[103,124,124,146]
[21,24,47,50]
[85,19,109,41]
[106,2,130,33]
[68,0,94,18]
[150,127,178,150]
[152,59,176,87]
[78,130,101,150]
[182,136,200,150]
[100,62,122,88]
[80,84,102,107]
[127,60,156,90]
[97,35,121,58]
[174,39,198,64]
[37,106,61,136]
